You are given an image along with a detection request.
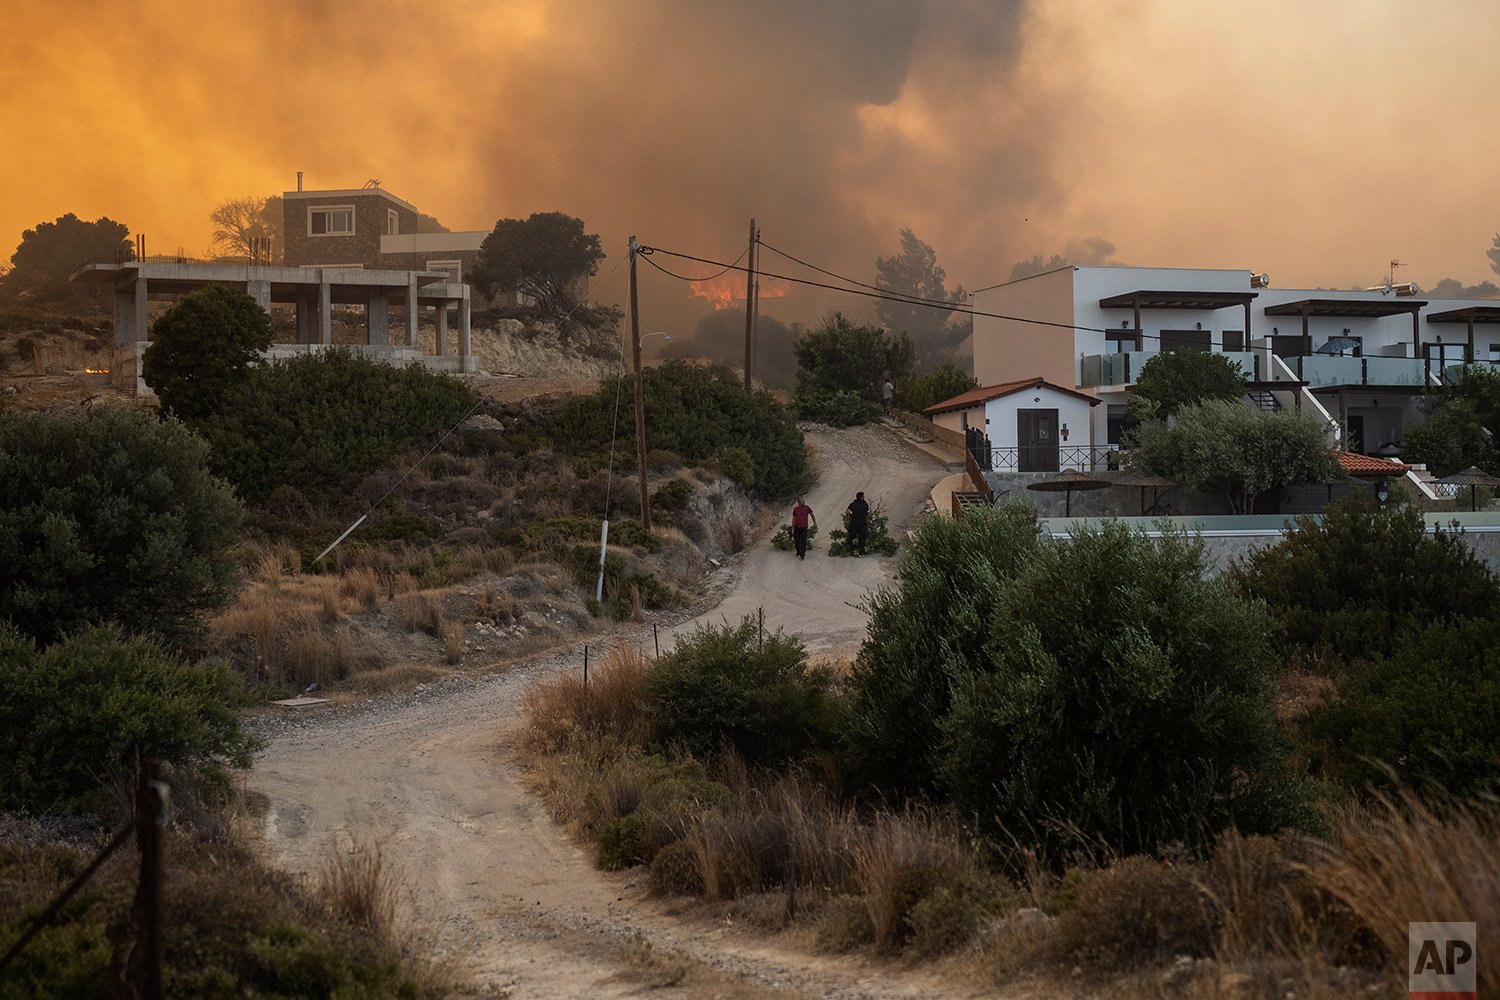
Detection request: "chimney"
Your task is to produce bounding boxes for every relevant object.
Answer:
[297,171,303,192]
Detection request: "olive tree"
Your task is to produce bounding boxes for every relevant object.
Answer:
[1128,399,1338,513]
[0,407,244,647]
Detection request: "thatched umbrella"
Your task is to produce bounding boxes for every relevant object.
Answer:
[1113,473,1177,516]
[1026,470,1110,517]
[1436,466,1500,511]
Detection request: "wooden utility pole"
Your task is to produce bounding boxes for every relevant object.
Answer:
[629,236,651,532]
[743,218,756,391]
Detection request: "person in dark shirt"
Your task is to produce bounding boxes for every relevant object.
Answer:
[790,497,816,560]
[845,491,869,556]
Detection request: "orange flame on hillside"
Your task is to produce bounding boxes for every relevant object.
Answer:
[85,368,110,374]
[689,274,794,310]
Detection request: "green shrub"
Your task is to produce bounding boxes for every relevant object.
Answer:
[891,363,978,414]
[715,447,754,490]
[598,813,653,870]
[646,615,838,768]
[648,840,705,897]
[937,521,1310,859]
[198,349,477,502]
[0,624,258,816]
[1231,493,1500,662]
[651,477,694,513]
[1306,617,1500,797]
[141,285,273,422]
[797,389,881,428]
[0,406,244,648]
[843,505,1040,797]
[793,313,912,427]
[552,360,808,500]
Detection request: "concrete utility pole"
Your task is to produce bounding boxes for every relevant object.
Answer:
[629,236,651,532]
[743,218,756,391]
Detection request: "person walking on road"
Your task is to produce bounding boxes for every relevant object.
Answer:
[845,491,870,556]
[790,497,816,560]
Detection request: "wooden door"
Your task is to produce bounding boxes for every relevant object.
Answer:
[1018,409,1060,473]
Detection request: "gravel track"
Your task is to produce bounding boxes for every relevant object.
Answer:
[249,425,993,999]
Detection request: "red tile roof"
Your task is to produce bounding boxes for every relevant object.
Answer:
[1335,451,1410,476]
[924,377,1100,416]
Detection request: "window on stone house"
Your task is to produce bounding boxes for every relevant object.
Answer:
[387,210,399,236]
[309,206,354,236]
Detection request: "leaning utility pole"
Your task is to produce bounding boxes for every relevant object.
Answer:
[629,236,651,532]
[743,218,756,391]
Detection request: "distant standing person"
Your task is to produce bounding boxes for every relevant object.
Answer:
[845,491,870,556]
[790,497,816,560]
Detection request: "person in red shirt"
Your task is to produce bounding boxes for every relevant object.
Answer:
[790,497,816,560]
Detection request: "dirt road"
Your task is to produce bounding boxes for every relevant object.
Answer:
[251,425,960,998]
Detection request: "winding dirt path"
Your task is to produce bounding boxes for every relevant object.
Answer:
[251,425,973,998]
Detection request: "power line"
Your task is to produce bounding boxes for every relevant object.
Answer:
[638,242,1268,349]
[757,237,960,309]
[637,243,1114,336]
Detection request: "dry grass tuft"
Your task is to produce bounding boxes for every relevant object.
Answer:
[1313,791,1498,991]
[442,622,463,665]
[339,566,381,612]
[399,591,445,636]
[318,835,399,948]
[519,642,653,756]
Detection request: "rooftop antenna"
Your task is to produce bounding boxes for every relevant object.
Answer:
[363,178,381,189]
[1388,259,1403,291]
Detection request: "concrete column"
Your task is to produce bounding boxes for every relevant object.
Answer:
[133,276,149,342]
[406,275,419,349]
[318,281,332,345]
[368,294,389,346]
[435,303,448,356]
[460,295,473,371]
[247,279,271,312]
[295,290,310,343]
[114,283,137,347]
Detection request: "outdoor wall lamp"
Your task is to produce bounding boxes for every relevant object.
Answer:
[1061,423,1070,441]
[1375,477,1390,505]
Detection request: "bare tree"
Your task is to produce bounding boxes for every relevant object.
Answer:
[209,196,283,262]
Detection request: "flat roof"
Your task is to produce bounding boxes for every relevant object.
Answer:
[69,261,466,305]
[282,187,420,213]
[1263,298,1427,318]
[1427,305,1500,324]
[1098,289,1258,310]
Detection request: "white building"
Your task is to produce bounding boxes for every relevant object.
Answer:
[968,265,1500,464]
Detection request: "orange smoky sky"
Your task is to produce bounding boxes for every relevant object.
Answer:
[3,0,1499,334]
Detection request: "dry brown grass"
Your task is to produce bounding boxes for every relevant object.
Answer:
[1313,791,1498,993]
[318,834,399,948]
[519,641,653,756]
[348,662,452,695]
[398,591,445,636]
[442,622,464,665]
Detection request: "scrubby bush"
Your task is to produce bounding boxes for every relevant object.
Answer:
[1306,617,1500,796]
[647,615,839,768]
[198,349,477,502]
[553,360,808,500]
[828,505,898,557]
[1051,856,1213,969]
[0,624,258,816]
[0,406,244,647]
[141,285,274,421]
[843,505,1040,796]
[848,511,1309,860]
[1232,492,1500,662]
[891,363,978,414]
[793,313,913,426]
[938,522,1310,859]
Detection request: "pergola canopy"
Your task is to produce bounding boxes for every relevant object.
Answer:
[1426,305,1500,325]
[1263,298,1426,318]
[1098,289,1259,310]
